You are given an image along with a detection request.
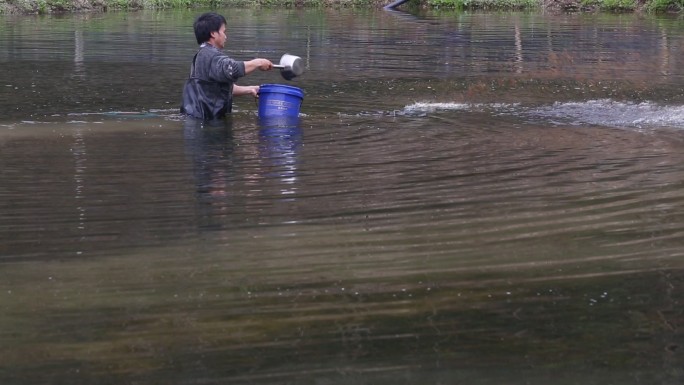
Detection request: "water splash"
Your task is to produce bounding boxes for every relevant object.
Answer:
[401,102,520,116]
[403,102,472,115]
[400,99,684,130]
[529,99,684,129]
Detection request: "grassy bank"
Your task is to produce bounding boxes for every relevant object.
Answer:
[0,0,682,14]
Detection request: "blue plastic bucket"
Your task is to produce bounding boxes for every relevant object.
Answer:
[258,84,304,119]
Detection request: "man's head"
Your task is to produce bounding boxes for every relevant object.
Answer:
[193,12,227,47]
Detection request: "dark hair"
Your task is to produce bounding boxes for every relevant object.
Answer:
[193,12,227,45]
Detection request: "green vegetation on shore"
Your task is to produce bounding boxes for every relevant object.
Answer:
[433,0,682,12]
[0,0,682,14]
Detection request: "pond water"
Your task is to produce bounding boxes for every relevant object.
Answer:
[1,7,684,385]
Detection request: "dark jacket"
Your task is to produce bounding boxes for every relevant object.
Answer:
[181,44,246,120]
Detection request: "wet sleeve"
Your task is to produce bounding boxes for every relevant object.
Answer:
[211,55,246,82]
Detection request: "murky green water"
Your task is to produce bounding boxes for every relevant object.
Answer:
[1,8,684,385]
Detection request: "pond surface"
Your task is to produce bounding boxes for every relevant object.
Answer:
[1,7,684,385]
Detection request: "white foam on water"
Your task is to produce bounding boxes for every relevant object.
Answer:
[401,101,522,114]
[403,102,472,114]
[396,99,684,130]
[528,99,684,129]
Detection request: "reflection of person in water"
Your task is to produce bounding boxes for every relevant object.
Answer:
[183,117,304,231]
[181,12,274,121]
[183,118,237,230]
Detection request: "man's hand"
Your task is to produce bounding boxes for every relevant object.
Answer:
[233,85,260,97]
[244,58,273,74]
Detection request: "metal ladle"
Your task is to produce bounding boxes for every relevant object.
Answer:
[272,53,304,81]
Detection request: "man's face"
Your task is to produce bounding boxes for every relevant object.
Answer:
[211,24,227,48]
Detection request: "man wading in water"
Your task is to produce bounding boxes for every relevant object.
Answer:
[181,12,274,121]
